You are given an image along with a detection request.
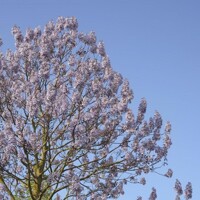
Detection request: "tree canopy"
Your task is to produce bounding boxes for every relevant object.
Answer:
[0,17,192,200]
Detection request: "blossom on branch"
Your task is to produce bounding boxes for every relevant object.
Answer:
[0,17,191,200]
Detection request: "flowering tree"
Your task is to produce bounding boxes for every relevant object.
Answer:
[0,17,192,200]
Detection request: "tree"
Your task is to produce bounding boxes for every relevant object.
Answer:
[0,17,192,200]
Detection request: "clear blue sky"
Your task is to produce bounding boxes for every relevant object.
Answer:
[0,1,199,199]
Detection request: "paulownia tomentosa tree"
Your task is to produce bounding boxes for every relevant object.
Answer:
[0,17,192,200]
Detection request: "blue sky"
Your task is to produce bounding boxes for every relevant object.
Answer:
[0,0,199,199]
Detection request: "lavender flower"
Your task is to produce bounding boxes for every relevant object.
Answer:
[165,168,173,178]
[149,187,157,200]
[184,182,192,199]
[174,179,183,196]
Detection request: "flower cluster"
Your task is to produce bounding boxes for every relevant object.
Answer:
[174,180,192,200]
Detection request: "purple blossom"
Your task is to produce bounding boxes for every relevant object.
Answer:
[149,187,157,200]
[140,177,146,185]
[138,98,147,113]
[154,111,162,129]
[165,121,172,132]
[174,179,183,196]
[97,41,106,56]
[165,168,173,178]
[184,182,192,199]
